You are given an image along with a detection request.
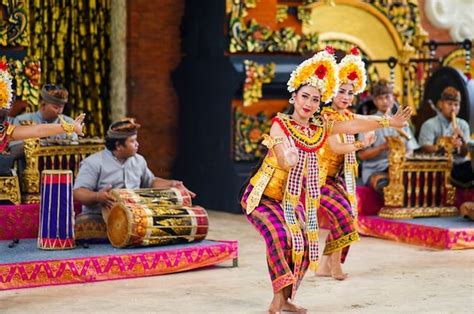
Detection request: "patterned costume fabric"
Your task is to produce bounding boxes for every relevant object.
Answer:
[241,185,309,294]
[318,106,360,260]
[241,113,331,299]
[319,177,360,262]
[0,120,15,153]
[319,107,358,214]
[273,113,331,274]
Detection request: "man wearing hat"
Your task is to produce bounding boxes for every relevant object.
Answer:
[358,79,419,193]
[73,117,195,221]
[13,84,78,141]
[1,84,78,175]
[419,86,473,187]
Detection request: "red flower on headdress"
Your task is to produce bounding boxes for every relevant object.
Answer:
[350,47,360,56]
[347,71,358,81]
[0,61,8,72]
[325,46,335,55]
[465,72,472,81]
[315,64,327,79]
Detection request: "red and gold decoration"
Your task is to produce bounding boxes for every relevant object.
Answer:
[8,58,41,110]
[228,0,319,53]
[357,215,474,250]
[0,60,13,110]
[234,110,271,161]
[379,136,457,219]
[107,188,207,248]
[243,60,275,107]
[337,47,367,95]
[356,186,474,250]
[287,46,339,102]
[443,47,474,81]
[0,239,238,290]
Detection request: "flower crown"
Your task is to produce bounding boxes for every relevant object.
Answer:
[287,46,339,103]
[0,61,13,110]
[338,47,367,95]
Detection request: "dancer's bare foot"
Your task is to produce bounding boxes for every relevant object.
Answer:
[268,292,285,314]
[282,300,308,313]
[329,251,348,281]
[315,255,331,277]
[315,263,331,277]
[330,270,348,281]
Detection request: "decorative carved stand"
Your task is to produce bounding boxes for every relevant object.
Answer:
[21,138,104,203]
[379,136,458,219]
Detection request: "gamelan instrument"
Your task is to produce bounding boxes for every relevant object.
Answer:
[106,188,208,248]
[37,170,75,249]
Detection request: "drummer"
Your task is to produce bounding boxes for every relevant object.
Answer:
[73,117,195,220]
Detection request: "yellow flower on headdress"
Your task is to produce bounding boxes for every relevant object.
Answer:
[287,46,339,103]
[0,61,13,110]
[338,47,367,95]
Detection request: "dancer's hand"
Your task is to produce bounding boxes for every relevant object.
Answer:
[361,131,376,147]
[388,106,411,129]
[283,137,299,168]
[73,113,86,136]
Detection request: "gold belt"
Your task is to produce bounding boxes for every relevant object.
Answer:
[249,159,288,202]
[326,164,341,177]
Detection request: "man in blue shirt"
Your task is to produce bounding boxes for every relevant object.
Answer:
[418,86,473,187]
[74,118,195,218]
[358,79,419,193]
[13,84,77,141]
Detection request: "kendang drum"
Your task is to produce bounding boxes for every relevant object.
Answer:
[38,170,75,249]
[107,188,208,248]
[111,187,192,207]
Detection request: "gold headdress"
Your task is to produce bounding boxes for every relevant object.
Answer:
[0,61,13,110]
[287,46,339,103]
[338,47,367,95]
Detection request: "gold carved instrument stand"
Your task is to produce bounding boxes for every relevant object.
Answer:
[379,136,458,219]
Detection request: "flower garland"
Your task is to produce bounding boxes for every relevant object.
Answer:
[0,61,13,110]
[272,113,328,152]
[287,46,339,103]
[338,47,367,95]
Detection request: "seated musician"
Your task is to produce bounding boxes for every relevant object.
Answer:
[14,84,78,140]
[357,79,419,193]
[73,117,195,221]
[418,86,474,188]
[8,84,78,161]
[1,65,84,176]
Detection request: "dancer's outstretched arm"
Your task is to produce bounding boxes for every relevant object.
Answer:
[327,131,376,155]
[11,113,85,141]
[331,106,411,135]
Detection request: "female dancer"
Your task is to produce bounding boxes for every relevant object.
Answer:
[316,47,376,280]
[240,47,411,313]
[0,61,85,152]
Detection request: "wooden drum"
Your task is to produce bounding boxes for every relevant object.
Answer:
[107,188,208,248]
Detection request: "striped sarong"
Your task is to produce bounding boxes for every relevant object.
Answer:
[319,176,360,263]
[241,184,309,295]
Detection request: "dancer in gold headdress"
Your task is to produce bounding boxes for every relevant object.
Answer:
[240,47,411,313]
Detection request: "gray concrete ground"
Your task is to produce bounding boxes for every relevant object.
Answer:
[1,210,473,313]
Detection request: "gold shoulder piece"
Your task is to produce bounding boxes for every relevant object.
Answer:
[6,124,16,136]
